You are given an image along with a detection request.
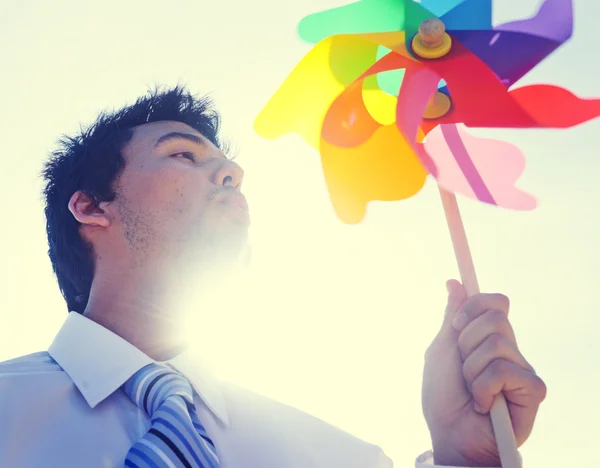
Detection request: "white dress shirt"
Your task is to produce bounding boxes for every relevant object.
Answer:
[0,312,495,467]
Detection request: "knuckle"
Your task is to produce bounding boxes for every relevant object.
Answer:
[459,299,473,319]
[471,374,488,397]
[471,359,503,395]
[533,375,548,401]
[489,308,508,324]
[462,359,475,383]
[486,333,507,354]
[490,357,510,375]
[465,294,483,317]
[457,331,468,353]
[487,309,516,342]
[493,293,510,313]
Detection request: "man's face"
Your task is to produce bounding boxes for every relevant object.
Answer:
[111,120,249,276]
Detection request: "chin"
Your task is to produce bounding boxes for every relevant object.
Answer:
[198,220,249,259]
[223,204,251,227]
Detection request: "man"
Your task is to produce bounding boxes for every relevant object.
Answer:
[0,86,546,467]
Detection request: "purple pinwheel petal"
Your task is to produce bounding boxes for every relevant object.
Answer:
[496,0,573,42]
[449,30,560,86]
[447,0,573,86]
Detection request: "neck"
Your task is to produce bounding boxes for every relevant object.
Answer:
[83,266,191,362]
[82,248,246,361]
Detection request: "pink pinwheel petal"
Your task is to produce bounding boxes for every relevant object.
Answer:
[424,124,537,210]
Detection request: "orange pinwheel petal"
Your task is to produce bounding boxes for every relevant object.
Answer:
[320,124,427,224]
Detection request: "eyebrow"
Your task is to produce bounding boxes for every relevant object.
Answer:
[153,132,207,149]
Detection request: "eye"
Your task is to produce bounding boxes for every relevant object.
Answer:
[172,151,196,162]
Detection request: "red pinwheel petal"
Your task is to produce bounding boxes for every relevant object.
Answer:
[509,85,600,127]
[417,39,537,131]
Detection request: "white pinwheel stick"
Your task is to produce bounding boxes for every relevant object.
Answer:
[439,188,521,468]
[415,18,522,468]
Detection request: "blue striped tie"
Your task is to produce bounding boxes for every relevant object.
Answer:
[122,363,221,468]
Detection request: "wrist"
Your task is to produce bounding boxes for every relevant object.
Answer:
[432,440,500,467]
[432,450,472,467]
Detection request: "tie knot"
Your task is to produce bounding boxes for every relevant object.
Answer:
[122,363,194,417]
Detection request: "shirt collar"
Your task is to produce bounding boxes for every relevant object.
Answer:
[48,312,229,427]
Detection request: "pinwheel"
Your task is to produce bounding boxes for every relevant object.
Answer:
[254,1,600,466]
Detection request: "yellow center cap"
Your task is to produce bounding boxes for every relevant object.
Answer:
[413,18,453,119]
[412,18,452,60]
[423,92,452,120]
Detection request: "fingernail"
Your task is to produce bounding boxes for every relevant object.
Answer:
[452,312,468,331]
[473,401,483,413]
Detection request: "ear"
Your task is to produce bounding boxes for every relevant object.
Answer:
[68,191,111,228]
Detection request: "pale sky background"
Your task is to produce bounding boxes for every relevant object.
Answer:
[1,0,599,466]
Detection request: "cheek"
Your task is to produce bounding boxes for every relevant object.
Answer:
[120,164,215,220]
[130,170,191,204]
[158,179,215,225]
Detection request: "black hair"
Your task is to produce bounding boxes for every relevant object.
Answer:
[41,85,223,313]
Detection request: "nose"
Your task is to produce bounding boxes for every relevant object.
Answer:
[213,159,244,189]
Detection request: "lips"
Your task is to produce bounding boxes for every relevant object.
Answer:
[226,192,249,212]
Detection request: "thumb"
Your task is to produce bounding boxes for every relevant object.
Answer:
[423,281,471,426]
[441,279,468,333]
[427,279,468,356]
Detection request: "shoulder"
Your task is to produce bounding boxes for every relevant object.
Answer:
[220,381,391,465]
[0,351,66,405]
[220,380,346,433]
[0,351,63,377]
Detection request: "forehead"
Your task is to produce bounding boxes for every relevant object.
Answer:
[123,120,216,159]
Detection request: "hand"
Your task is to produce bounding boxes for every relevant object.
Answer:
[421,280,547,467]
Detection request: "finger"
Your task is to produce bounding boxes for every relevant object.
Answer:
[458,308,517,359]
[462,334,534,386]
[453,293,510,331]
[471,359,547,414]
